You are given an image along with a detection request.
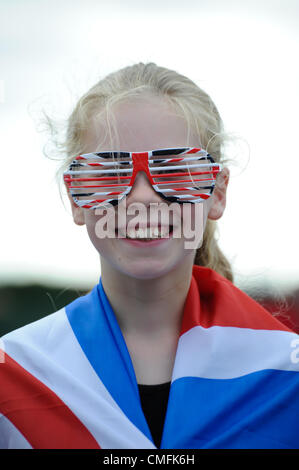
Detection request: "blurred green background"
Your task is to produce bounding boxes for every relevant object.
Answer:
[0,284,88,337]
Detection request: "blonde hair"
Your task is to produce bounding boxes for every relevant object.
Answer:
[47,62,234,282]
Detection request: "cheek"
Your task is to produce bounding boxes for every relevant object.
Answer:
[84,212,112,253]
[85,208,118,244]
[181,204,206,233]
[180,203,208,250]
[85,220,120,265]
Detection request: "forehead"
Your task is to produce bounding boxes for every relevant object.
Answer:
[86,95,200,152]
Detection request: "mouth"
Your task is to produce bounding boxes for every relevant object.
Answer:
[115,224,174,241]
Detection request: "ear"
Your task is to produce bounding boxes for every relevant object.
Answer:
[64,182,86,226]
[207,167,230,221]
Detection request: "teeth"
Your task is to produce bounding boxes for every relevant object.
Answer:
[124,227,170,239]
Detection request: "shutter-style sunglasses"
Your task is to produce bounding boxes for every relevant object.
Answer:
[63,147,222,210]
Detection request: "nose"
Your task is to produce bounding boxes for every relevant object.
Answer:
[125,171,164,206]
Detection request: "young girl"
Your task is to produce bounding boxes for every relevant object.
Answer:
[1,63,298,449]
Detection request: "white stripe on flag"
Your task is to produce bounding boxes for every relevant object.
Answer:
[172,325,299,381]
[0,414,32,449]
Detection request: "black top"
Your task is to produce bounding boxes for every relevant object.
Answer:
[138,381,171,448]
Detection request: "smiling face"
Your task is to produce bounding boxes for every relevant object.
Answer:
[66,94,229,280]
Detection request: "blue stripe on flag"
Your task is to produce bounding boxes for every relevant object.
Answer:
[161,371,299,449]
[65,280,152,442]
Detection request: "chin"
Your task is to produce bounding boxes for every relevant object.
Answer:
[117,258,183,281]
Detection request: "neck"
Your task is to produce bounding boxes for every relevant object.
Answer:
[100,257,194,338]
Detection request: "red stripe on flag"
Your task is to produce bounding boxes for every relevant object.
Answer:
[0,352,101,449]
[180,266,293,335]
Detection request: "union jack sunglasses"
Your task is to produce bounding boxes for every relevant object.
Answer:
[63,147,222,209]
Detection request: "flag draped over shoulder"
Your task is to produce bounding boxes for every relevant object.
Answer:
[0,266,298,449]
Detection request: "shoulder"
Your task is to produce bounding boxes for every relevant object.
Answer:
[1,307,70,360]
[192,265,293,332]
[183,266,299,381]
[0,285,98,366]
[1,285,98,348]
[0,287,102,403]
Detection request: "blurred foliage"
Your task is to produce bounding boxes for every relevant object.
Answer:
[0,283,298,337]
